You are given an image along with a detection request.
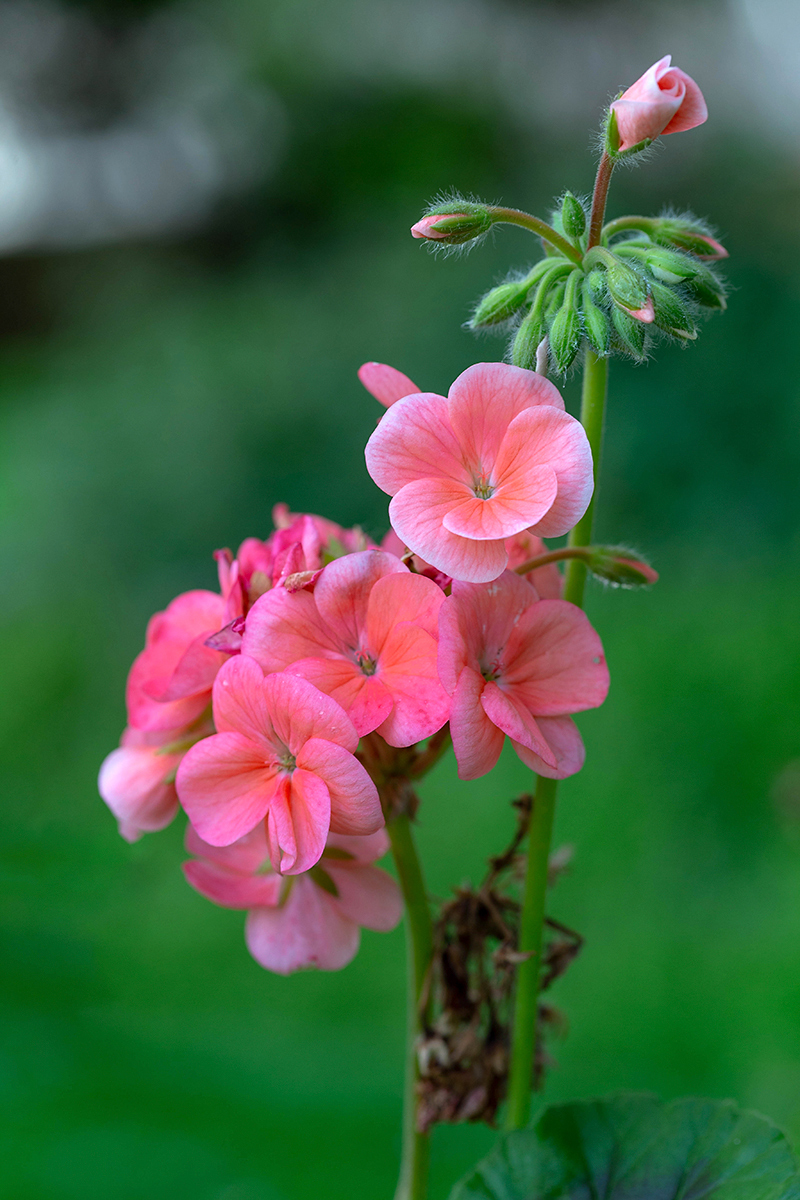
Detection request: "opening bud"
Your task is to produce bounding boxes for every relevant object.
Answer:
[604,257,650,315]
[654,219,728,261]
[560,192,586,241]
[587,546,659,587]
[411,203,493,245]
[611,304,647,360]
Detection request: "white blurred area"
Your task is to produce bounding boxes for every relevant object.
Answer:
[0,0,794,254]
[0,0,283,252]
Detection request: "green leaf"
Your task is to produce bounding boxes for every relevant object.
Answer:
[450,1093,800,1200]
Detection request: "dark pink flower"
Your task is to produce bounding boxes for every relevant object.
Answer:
[175,657,382,874]
[183,824,402,974]
[438,571,609,779]
[242,550,449,747]
[611,56,707,153]
[126,590,227,732]
[365,363,593,584]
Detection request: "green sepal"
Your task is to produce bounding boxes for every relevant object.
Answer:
[549,270,583,373]
[511,310,545,371]
[470,263,550,329]
[308,864,339,897]
[604,257,648,312]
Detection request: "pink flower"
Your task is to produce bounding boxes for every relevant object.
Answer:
[126,590,227,732]
[358,362,421,409]
[410,213,470,240]
[175,656,382,874]
[183,824,402,974]
[611,56,707,153]
[242,550,449,747]
[365,363,593,584]
[98,722,211,842]
[438,571,609,780]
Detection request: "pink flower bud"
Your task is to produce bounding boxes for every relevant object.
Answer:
[611,56,707,153]
[411,214,471,240]
[617,295,655,324]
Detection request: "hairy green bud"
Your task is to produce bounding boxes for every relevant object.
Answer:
[605,257,649,312]
[549,270,583,373]
[587,546,659,587]
[653,218,728,260]
[612,304,646,360]
[644,246,698,285]
[561,192,586,241]
[650,281,697,340]
[411,201,493,245]
[683,266,727,310]
[511,310,545,371]
[471,279,534,328]
[581,279,610,356]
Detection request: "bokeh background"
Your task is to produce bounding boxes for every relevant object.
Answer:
[3,0,800,1196]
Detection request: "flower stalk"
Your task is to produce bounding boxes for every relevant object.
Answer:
[506,348,609,1130]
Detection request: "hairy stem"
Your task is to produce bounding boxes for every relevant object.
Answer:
[488,207,584,264]
[601,214,658,244]
[388,812,434,1200]
[587,153,614,249]
[505,349,609,1130]
[513,546,588,576]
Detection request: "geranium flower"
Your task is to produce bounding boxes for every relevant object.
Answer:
[438,570,609,779]
[242,549,449,747]
[175,657,382,874]
[611,56,707,153]
[365,363,593,584]
[183,824,402,974]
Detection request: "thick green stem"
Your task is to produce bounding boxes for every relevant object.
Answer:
[564,349,609,607]
[488,207,584,264]
[505,349,609,1130]
[388,813,434,1200]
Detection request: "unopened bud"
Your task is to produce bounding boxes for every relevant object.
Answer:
[548,271,582,373]
[644,246,698,285]
[411,204,492,245]
[587,546,659,587]
[511,310,544,371]
[650,281,697,340]
[471,279,534,329]
[586,270,607,302]
[654,219,728,261]
[605,257,649,314]
[683,266,727,311]
[560,192,586,241]
[611,304,646,360]
[581,280,610,356]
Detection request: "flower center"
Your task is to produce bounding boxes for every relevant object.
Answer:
[472,470,494,500]
[277,747,297,772]
[480,657,503,683]
[355,649,378,676]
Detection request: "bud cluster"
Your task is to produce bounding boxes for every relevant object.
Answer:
[462,200,726,374]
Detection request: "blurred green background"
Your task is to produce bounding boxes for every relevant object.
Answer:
[2,0,800,1196]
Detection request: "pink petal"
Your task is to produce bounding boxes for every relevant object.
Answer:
[389,479,508,584]
[365,392,466,495]
[245,878,360,973]
[263,672,359,754]
[296,738,383,836]
[366,570,444,647]
[449,666,505,780]
[442,466,558,540]
[183,858,282,909]
[147,633,226,702]
[242,587,339,673]
[211,655,274,746]
[376,625,450,747]
[185,821,270,874]
[313,550,406,647]
[327,829,390,863]
[508,406,593,539]
[271,768,331,876]
[447,362,565,470]
[287,657,393,736]
[480,683,557,768]
[438,573,539,691]
[660,66,707,135]
[505,530,563,599]
[98,745,179,837]
[502,599,609,715]
[358,362,420,408]
[176,731,279,846]
[511,714,585,779]
[327,862,403,931]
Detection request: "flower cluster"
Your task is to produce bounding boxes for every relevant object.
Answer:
[100,358,609,973]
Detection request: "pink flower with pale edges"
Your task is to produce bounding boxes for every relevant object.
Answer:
[183,824,402,974]
[175,656,382,874]
[611,56,707,153]
[98,726,187,842]
[126,590,227,732]
[242,550,449,747]
[364,363,593,585]
[438,570,609,780]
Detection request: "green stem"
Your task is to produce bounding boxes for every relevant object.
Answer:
[513,546,588,575]
[488,207,584,264]
[388,812,434,1200]
[505,775,558,1128]
[564,349,609,607]
[505,349,609,1130]
[601,215,658,244]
